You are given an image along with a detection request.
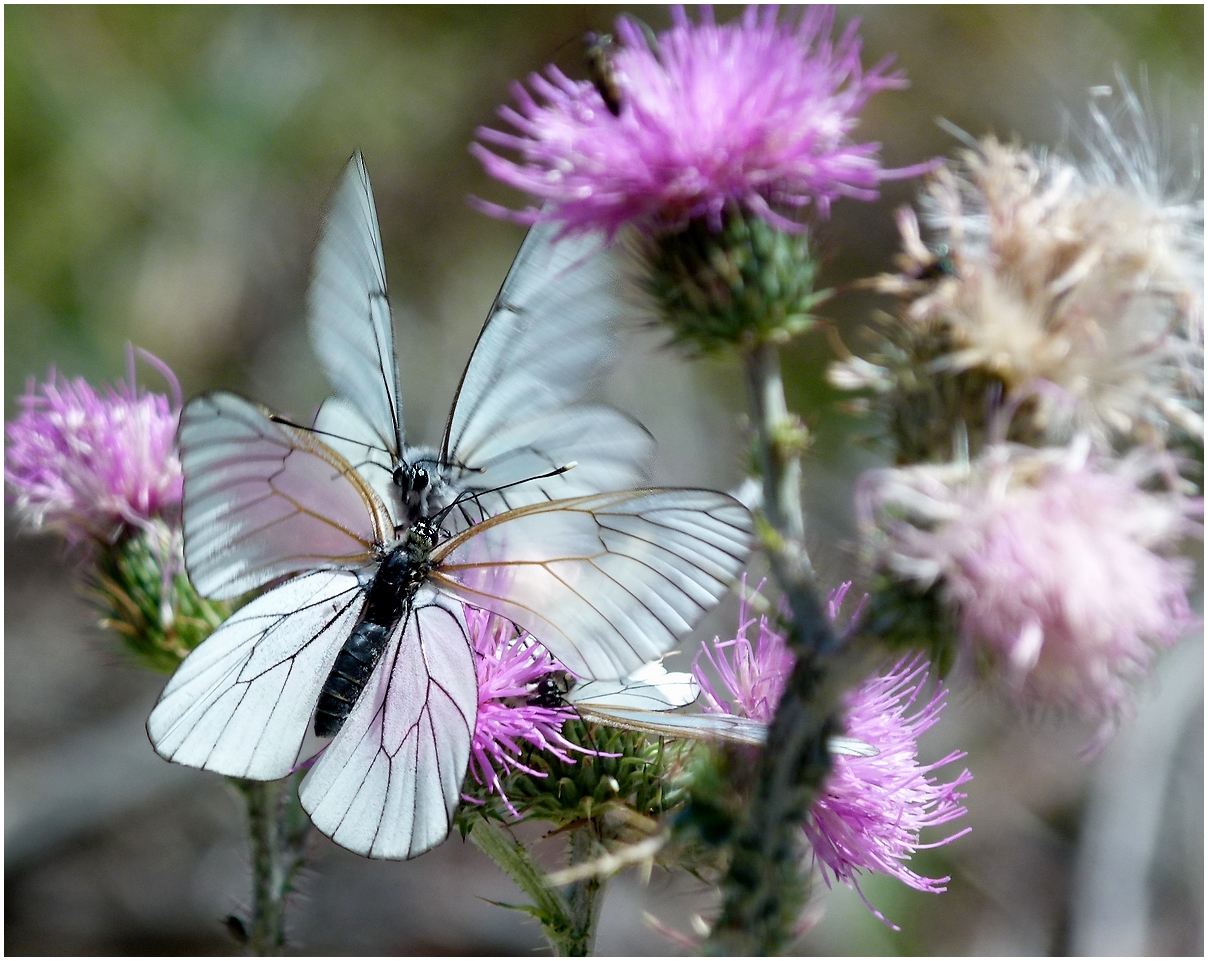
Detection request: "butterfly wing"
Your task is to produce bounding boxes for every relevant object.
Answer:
[431,489,753,680]
[573,707,770,745]
[438,222,653,526]
[308,152,404,458]
[147,571,365,779]
[299,590,478,859]
[568,661,700,710]
[440,406,654,532]
[180,392,393,599]
[312,397,402,527]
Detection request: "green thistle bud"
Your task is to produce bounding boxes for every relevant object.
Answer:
[641,208,830,354]
[86,519,235,674]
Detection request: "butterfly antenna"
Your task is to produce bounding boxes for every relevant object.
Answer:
[270,413,395,458]
[431,461,579,529]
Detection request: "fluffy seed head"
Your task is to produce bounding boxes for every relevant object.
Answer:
[860,440,1200,725]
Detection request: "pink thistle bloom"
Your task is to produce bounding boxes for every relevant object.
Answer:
[5,349,183,544]
[804,655,971,928]
[464,604,579,815]
[862,442,1200,727]
[694,580,969,923]
[473,5,932,236]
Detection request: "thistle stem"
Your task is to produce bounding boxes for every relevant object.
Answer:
[231,775,310,956]
[562,826,604,956]
[705,341,842,955]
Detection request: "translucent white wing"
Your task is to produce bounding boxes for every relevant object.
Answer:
[300,591,478,859]
[574,707,770,745]
[147,571,364,779]
[441,406,654,533]
[180,392,392,599]
[308,153,404,457]
[441,222,626,469]
[568,661,700,711]
[829,736,880,758]
[432,489,753,680]
[312,397,402,526]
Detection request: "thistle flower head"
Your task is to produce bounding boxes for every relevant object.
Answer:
[465,605,578,815]
[804,654,971,928]
[5,349,183,544]
[474,5,925,237]
[861,440,1200,724]
[694,582,969,923]
[840,83,1204,456]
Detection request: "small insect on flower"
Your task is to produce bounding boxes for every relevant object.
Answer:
[5,348,183,544]
[148,154,753,861]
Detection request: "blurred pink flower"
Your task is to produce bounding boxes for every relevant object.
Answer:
[863,442,1200,725]
[804,654,971,928]
[694,580,968,923]
[473,5,929,236]
[5,349,183,543]
[465,605,578,815]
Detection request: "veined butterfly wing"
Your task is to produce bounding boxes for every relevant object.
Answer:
[431,489,753,680]
[180,392,392,600]
[565,663,878,756]
[307,153,404,459]
[147,571,364,779]
[299,589,477,859]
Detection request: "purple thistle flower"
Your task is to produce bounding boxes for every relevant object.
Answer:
[464,604,579,815]
[803,654,971,928]
[862,442,1200,727]
[694,579,970,923]
[473,5,931,237]
[5,349,183,544]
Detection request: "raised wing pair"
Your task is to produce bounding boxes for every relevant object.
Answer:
[148,155,753,859]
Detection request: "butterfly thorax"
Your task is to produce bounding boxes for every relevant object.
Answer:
[313,520,439,738]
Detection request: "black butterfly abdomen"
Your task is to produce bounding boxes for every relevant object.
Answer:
[314,548,414,738]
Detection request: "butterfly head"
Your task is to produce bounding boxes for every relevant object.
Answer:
[527,671,571,709]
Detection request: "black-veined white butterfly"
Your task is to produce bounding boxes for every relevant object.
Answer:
[556,661,878,757]
[148,156,754,859]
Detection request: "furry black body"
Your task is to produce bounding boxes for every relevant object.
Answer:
[313,522,437,738]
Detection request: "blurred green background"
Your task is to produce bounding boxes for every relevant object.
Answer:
[6,5,1202,955]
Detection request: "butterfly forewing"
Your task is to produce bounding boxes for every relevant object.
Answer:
[308,154,404,457]
[299,591,477,859]
[441,221,624,467]
[181,392,392,599]
[441,406,654,532]
[431,489,753,680]
[147,571,365,779]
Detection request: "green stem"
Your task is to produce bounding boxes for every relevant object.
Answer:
[705,342,844,955]
[562,826,604,956]
[468,818,605,956]
[231,774,310,956]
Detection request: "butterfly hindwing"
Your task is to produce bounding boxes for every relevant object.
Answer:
[147,571,365,779]
[299,590,478,859]
[432,489,753,680]
[180,392,392,600]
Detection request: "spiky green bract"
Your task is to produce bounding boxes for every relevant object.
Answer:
[460,720,682,831]
[643,208,829,354]
[863,576,958,678]
[88,521,234,673]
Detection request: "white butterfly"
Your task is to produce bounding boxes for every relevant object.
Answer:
[560,662,878,757]
[149,156,754,860]
[300,152,654,536]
